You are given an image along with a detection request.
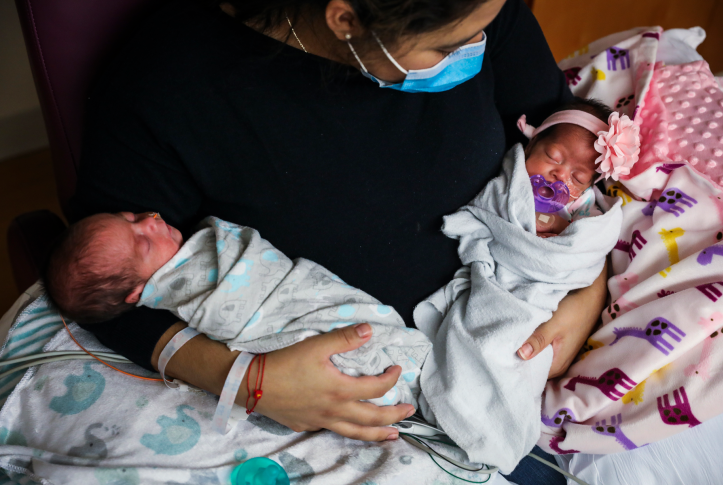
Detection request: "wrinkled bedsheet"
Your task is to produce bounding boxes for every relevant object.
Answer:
[0,303,502,485]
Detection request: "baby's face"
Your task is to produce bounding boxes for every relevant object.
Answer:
[91,212,183,281]
[524,124,598,199]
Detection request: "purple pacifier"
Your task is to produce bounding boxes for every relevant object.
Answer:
[530,175,570,213]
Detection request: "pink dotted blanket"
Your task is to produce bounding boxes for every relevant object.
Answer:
[541,28,723,455]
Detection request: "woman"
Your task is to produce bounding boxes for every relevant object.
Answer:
[73,0,606,481]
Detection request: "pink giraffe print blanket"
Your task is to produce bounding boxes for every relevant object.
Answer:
[541,28,723,455]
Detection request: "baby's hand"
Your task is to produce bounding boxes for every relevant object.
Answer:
[535,212,570,237]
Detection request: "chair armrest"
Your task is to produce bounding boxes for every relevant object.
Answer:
[7,210,67,294]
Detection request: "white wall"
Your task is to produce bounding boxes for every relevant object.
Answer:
[0,0,48,161]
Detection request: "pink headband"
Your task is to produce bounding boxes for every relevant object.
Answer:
[517,110,640,181]
[517,110,609,139]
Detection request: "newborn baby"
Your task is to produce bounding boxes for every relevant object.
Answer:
[414,97,631,472]
[521,98,614,237]
[43,214,431,408]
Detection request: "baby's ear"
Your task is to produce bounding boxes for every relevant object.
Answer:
[523,137,535,158]
[125,284,146,304]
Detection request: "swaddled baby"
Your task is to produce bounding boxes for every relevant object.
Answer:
[43,213,431,408]
[414,98,632,472]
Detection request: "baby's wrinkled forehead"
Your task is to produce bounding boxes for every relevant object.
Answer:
[81,214,121,240]
[78,215,135,262]
[544,125,599,170]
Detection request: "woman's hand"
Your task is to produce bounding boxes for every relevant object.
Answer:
[255,323,414,440]
[153,322,413,442]
[517,261,608,378]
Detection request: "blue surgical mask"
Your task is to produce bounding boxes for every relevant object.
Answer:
[347,32,486,93]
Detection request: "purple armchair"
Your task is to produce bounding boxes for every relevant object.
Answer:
[8,0,160,293]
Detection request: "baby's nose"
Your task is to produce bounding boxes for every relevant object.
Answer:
[551,166,570,181]
[138,212,161,229]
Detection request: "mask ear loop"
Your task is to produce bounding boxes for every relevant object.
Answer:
[371,32,409,75]
[346,34,370,74]
[347,32,410,79]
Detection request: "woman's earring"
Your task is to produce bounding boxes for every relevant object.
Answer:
[345,33,352,40]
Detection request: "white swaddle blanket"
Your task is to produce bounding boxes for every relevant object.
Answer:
[414,144,623,473]
[138,217,431,407]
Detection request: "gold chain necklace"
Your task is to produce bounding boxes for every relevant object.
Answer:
[285,14,308,53]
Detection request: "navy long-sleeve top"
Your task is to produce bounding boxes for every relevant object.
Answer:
[74,0,572,369]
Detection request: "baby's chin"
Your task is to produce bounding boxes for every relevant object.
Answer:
[568,185,584,199]
[168,225,184,248]
[568,180,596,199]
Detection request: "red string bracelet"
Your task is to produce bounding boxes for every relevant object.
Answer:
[245,354,266,415]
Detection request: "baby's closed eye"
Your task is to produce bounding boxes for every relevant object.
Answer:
[574,174,592,186]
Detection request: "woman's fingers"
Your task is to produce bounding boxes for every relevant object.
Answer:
[346,364,402,401]
[317,323,373,357]
[518,321,570,378]
[335,400,414,428]
[328,420,400,442]
[518,324,550,361]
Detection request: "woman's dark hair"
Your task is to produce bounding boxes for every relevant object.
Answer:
[213,0,490,49]
[42,215,145,324]
[533,97,614,144]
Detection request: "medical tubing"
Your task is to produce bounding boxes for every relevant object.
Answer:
[428,454,491,484]
[402,435,492,483]
[526,452,590,485]
[0,351,131,366]
[61,315,164,382]
[400,434,588,485]
[0,355,133,380]
[399,434,496,474]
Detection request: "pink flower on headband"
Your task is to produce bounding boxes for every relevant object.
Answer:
[594,112,640,181]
